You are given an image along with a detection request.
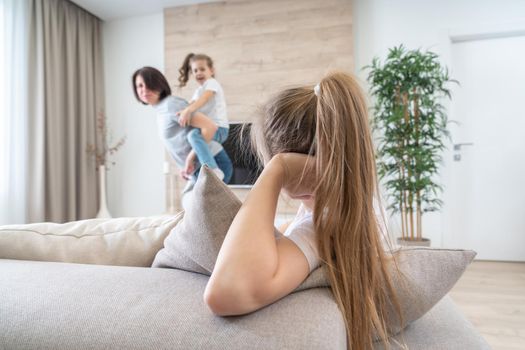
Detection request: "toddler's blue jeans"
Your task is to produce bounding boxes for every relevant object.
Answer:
[187,127,229,171]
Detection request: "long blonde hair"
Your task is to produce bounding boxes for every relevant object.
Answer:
[251,72,402,349]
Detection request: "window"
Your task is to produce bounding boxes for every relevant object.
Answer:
[0,0,7,206]
[0,0,28,224]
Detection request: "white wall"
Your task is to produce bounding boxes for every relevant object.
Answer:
[101,1,525,230]
[353,0,525,246]
[354,0,525,80]
[102,13,165,217]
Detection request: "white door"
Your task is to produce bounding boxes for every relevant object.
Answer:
[442,35,525,261]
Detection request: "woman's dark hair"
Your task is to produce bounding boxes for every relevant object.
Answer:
[178,53,215,88]
[132,66,172,105]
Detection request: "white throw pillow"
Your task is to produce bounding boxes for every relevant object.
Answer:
[0,214,183,267]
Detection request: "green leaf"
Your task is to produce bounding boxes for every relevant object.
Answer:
[365,46,455,231]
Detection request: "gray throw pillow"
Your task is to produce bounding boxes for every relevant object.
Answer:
[153,166,282,274]
[152,166,242,274]
[152,166,475,337]
[381,246,475,336]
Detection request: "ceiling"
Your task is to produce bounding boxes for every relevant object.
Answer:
[70,0,216,21]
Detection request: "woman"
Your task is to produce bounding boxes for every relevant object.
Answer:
[132,66,232,185]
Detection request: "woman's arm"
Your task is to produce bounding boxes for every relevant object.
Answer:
[204,155,311,316]
[180,151,197,179]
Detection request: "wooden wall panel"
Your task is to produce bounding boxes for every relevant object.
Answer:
[164,0,353,212]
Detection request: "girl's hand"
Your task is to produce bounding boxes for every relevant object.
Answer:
[268,153,317,200]
[176,108,192,127]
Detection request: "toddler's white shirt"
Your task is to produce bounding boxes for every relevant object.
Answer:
[191,78,229,128]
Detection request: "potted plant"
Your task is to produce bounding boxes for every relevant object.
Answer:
[365,45,455,246]
[86,111,126,218]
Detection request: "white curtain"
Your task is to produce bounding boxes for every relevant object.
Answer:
[1,0,103,225]
[0,0,30,225]
[35,0,103,223]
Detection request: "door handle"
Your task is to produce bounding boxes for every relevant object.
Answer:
[453,142,474,151]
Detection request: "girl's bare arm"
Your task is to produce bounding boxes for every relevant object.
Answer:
[178,91,215,127]
[188,90,214,112]
[204,155,310,315]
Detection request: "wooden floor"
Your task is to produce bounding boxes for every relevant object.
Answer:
[449,261,525,350]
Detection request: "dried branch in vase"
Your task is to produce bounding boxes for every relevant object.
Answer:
[86,111,126,169]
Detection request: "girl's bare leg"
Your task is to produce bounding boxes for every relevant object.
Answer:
[190,112,218,142]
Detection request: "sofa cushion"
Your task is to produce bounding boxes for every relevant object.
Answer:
[384,247,475,336]
[0,214,182,267]
[0,259,346,349]
[0,259,490,349]
[152,166,476,338]
[377,295,490,349]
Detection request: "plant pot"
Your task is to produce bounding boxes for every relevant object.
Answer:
[397,237,431,247]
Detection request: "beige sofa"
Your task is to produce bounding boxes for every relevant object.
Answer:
[0,214,491,349]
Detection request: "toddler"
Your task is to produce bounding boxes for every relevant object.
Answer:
[178,53,229,181]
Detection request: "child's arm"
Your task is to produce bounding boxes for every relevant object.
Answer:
[178,91,215,126]
[204,154,316,316]
[188,90,214,112]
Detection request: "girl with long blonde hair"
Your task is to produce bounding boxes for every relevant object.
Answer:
[204,71,401,349]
